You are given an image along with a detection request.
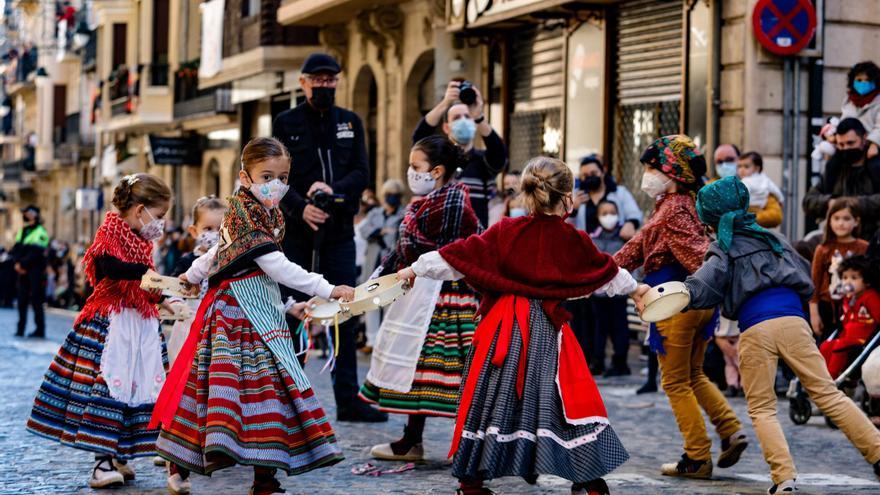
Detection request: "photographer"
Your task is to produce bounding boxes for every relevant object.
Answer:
[413,80,507,227]
[273,53,385,423]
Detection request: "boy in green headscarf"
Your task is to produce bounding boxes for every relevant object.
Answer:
[637,176,880,494]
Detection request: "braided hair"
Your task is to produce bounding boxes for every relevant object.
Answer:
[520,156,573,214]
[111,173,172,213]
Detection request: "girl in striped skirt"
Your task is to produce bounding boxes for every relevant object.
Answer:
[26,173,172,489]
[359,135,481,461]
[397,157,647,495]
[149,138,353,495]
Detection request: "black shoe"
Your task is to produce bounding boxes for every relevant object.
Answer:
[726,386,741,398]
[589,363,605,375]
[604,366,631,378]
[26,331,45,339]
[337,403,388,423]
[874,460,880,480]
[14,330,24,337]
[636,382,658,395]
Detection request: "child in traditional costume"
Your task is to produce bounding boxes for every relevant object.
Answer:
[359,135,481,461]
[27,173,172,489]
[614,135,747,479]
[398,157,645,495]
[165,196,226,363]
[150,138,353,495]
[665,176,880,494]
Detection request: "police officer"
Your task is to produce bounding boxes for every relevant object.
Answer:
[273,53,386,423]
[11,205,49,338]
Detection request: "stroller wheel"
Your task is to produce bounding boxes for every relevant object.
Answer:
[789,396,812,425]
[825,415,839,429]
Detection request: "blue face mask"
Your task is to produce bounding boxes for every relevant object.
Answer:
[716,161,737,179]
[854,80,876,96]
[450,118,477,145]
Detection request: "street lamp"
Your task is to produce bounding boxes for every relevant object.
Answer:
[73,20,91,50]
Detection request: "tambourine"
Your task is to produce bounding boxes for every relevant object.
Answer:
[639,281,691,323]
[345,274,410,317]
[306,297,352,326]
[141,273,197,298]
[158,304,193,321]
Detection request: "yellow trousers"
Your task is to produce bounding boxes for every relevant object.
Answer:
[656,309,742,461]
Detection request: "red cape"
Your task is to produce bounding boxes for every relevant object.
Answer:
[439,214,619,326]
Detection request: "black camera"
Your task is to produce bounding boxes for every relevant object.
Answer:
[310,190,346,212]
[458,81,477,106]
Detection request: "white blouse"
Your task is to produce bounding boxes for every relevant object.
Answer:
[184,244,334,300]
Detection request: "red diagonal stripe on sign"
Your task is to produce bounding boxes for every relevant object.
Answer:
[765,2,803,39]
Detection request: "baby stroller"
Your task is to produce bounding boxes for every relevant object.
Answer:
[788,328,880,427]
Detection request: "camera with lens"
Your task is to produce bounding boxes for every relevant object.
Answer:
[458,81,477,106]
[310,190,346,212]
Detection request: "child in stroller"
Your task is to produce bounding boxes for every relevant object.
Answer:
[820,255,880,380]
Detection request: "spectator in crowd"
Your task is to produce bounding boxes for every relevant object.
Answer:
[573,155,642,238]
[273,53,383,422]
[737,151,783,229]
[589,200,632,377]
[569,154,642,373]
[488,170,525,225]
[11,205,49,338]
[841,61,880,159]
[811,118,839,182]
[803,117,880,240]
[713,144,741,179]
[413,80,507,227]
[357,179,406,349]
[0,246,15,308]
[809,198,868,337]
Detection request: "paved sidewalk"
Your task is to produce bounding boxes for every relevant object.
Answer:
[1,308,877,494]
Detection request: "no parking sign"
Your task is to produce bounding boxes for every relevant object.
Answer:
[752,0,817,56]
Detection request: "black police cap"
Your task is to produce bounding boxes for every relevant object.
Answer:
[301,53,341,75]
[21,204,40,216]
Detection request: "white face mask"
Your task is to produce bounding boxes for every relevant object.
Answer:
[599,214,619,230]
[640,171,672,199]
[249,178,289,209]
[138,207,165,241]
[716,161,737,178]
[196,230,219,249]
[407,167,437,196]
[509,207,527,218]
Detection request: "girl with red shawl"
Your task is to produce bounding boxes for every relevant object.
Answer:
[398,157,647,495]
[27,173,172,489]
[359,135,481,461]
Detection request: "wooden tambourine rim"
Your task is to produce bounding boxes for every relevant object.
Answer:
[640,282,691,323]
[345,274,410,317]
[140,273,198,298]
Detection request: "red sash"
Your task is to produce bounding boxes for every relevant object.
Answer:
[448,295,608,458]
[148,286,219,430]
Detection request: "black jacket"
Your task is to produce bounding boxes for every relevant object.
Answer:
[273,103,369,248]
[11,224,49,271]
[412,117,507,227]
[803,154,880,240]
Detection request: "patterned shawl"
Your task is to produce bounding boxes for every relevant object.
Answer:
[212,187,285,277]
[77,211,158,324]
[381,182,481,273]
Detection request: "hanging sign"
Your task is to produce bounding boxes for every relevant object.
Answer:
[752,0,817,56]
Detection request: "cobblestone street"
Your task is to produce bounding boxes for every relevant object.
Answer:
[2,308,879,495]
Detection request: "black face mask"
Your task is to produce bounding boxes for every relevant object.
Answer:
[384,194,401,208]
[505,188,517,197]
[581,175,603,192]
[309,87,336,111]
[838,147,866,165]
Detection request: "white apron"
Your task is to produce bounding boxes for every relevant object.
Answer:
[100,309,166,406]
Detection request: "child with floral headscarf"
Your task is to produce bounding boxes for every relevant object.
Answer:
[657,176,880,494]
[616,135,747,480]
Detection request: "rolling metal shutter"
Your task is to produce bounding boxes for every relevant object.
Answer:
[613,0,683,211]
[616,0,683,105]
[508,25,564,170]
